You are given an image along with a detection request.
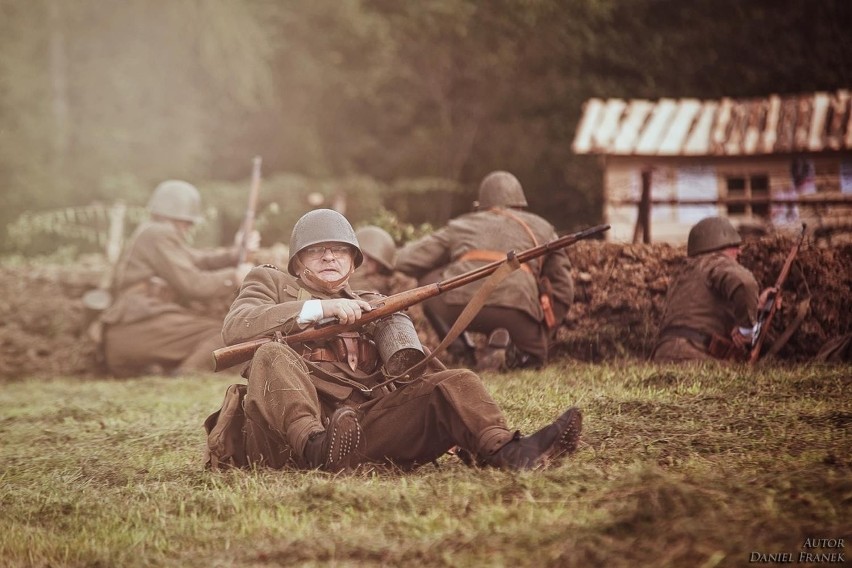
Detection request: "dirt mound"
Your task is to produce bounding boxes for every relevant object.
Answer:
[559,236,851,361]
[1,238,848,378]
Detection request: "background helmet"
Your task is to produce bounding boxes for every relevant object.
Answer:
[288,209,363,275]
[356,226,396,272]
[687,216,742,257]
[147,180,202,223]
[477,171,528,209]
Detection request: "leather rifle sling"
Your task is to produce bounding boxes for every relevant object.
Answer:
[366,253,523,391]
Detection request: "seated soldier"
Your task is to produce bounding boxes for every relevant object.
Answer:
[100,180,257,376]
[206,208,582,473]
[652,216,777,362]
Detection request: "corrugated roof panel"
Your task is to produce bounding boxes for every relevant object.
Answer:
[635,98,677,154]
[761,95,781,153]
[774,97,798,152]
[742,100,767,154]
[809,93,830,151]
[724,101,751,155]
[573,89,851,156]
[843,92,852,149]
[683,101,717,155]
[794,97,813,150]
[592,99,627,150]
[826,90,849,150]
[612,100,653,154]
[657,99,701,155]
[571,98,604,153]
[710,98,733,154]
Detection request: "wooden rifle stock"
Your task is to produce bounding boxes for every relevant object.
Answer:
[212,223,610,371]
[748,225,806,364]
[237,156,263,265]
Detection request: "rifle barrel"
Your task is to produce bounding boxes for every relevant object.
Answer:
[213,223,610,371]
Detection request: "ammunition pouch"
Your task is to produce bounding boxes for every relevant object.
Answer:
[538,275,557,329]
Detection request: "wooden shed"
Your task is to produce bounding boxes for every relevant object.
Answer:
[572,90,852,243]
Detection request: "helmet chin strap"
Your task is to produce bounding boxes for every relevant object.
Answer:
[301,265,353,294]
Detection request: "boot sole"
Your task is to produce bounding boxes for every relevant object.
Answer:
[540,407,583,467]
[325,408,364,473]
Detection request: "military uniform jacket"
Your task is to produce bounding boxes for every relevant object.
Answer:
[394,208,574,320]
[222,265,387,397]
[657,252,760,338]
[101,220,238,325]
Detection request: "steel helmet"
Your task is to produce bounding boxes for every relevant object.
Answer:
[477,171,528,209]
[356,226,396,272]
[687,216,742,257]
[288,209,363,275]
[147,180,203,223]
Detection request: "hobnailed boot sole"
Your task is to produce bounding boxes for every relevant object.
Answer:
[484,406,583,471]
[324,407,365,473]
[539,407,583,468]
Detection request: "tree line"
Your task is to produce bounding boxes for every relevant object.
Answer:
[0,0,849,253]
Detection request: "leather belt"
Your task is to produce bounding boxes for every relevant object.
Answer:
[301,346,339,363]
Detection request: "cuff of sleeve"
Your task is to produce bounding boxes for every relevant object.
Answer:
[297,300,323,324]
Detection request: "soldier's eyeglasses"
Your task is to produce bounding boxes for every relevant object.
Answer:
[302,245,353,260]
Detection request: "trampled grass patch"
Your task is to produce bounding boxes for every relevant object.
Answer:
[1,362,849,567]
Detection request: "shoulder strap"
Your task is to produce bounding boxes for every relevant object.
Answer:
[487,208,543,275]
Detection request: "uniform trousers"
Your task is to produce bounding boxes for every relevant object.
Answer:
[104,311,226,376]
[243,341,515,469]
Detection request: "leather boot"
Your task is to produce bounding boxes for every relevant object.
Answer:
[303,407,365,472]
[484,407,582,470]
[477,328,511,372]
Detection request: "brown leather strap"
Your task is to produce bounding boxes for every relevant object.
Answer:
[458,250,533,275]
[301,346,338,363]
[369,253,523,391]
[478,208,560,329]
[488,207,542,275]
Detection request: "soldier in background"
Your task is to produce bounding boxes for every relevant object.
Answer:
[651,216,777,362]
[206,208,582,473]
[395,171,575,372]
[350,225,397,295]
[100,180,257,377]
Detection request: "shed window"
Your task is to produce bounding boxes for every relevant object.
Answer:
[725,174,769,219]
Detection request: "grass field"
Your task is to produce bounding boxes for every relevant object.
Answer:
[1,361,849,567]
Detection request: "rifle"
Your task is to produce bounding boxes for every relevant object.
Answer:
[237,156,263,265]
[748,224,806,365]
[213,223,610,371]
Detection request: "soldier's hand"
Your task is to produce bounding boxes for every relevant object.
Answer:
[730,327,752,350]
[759,286,781,310]
[321,298,373,325]
[234,229,261,253]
